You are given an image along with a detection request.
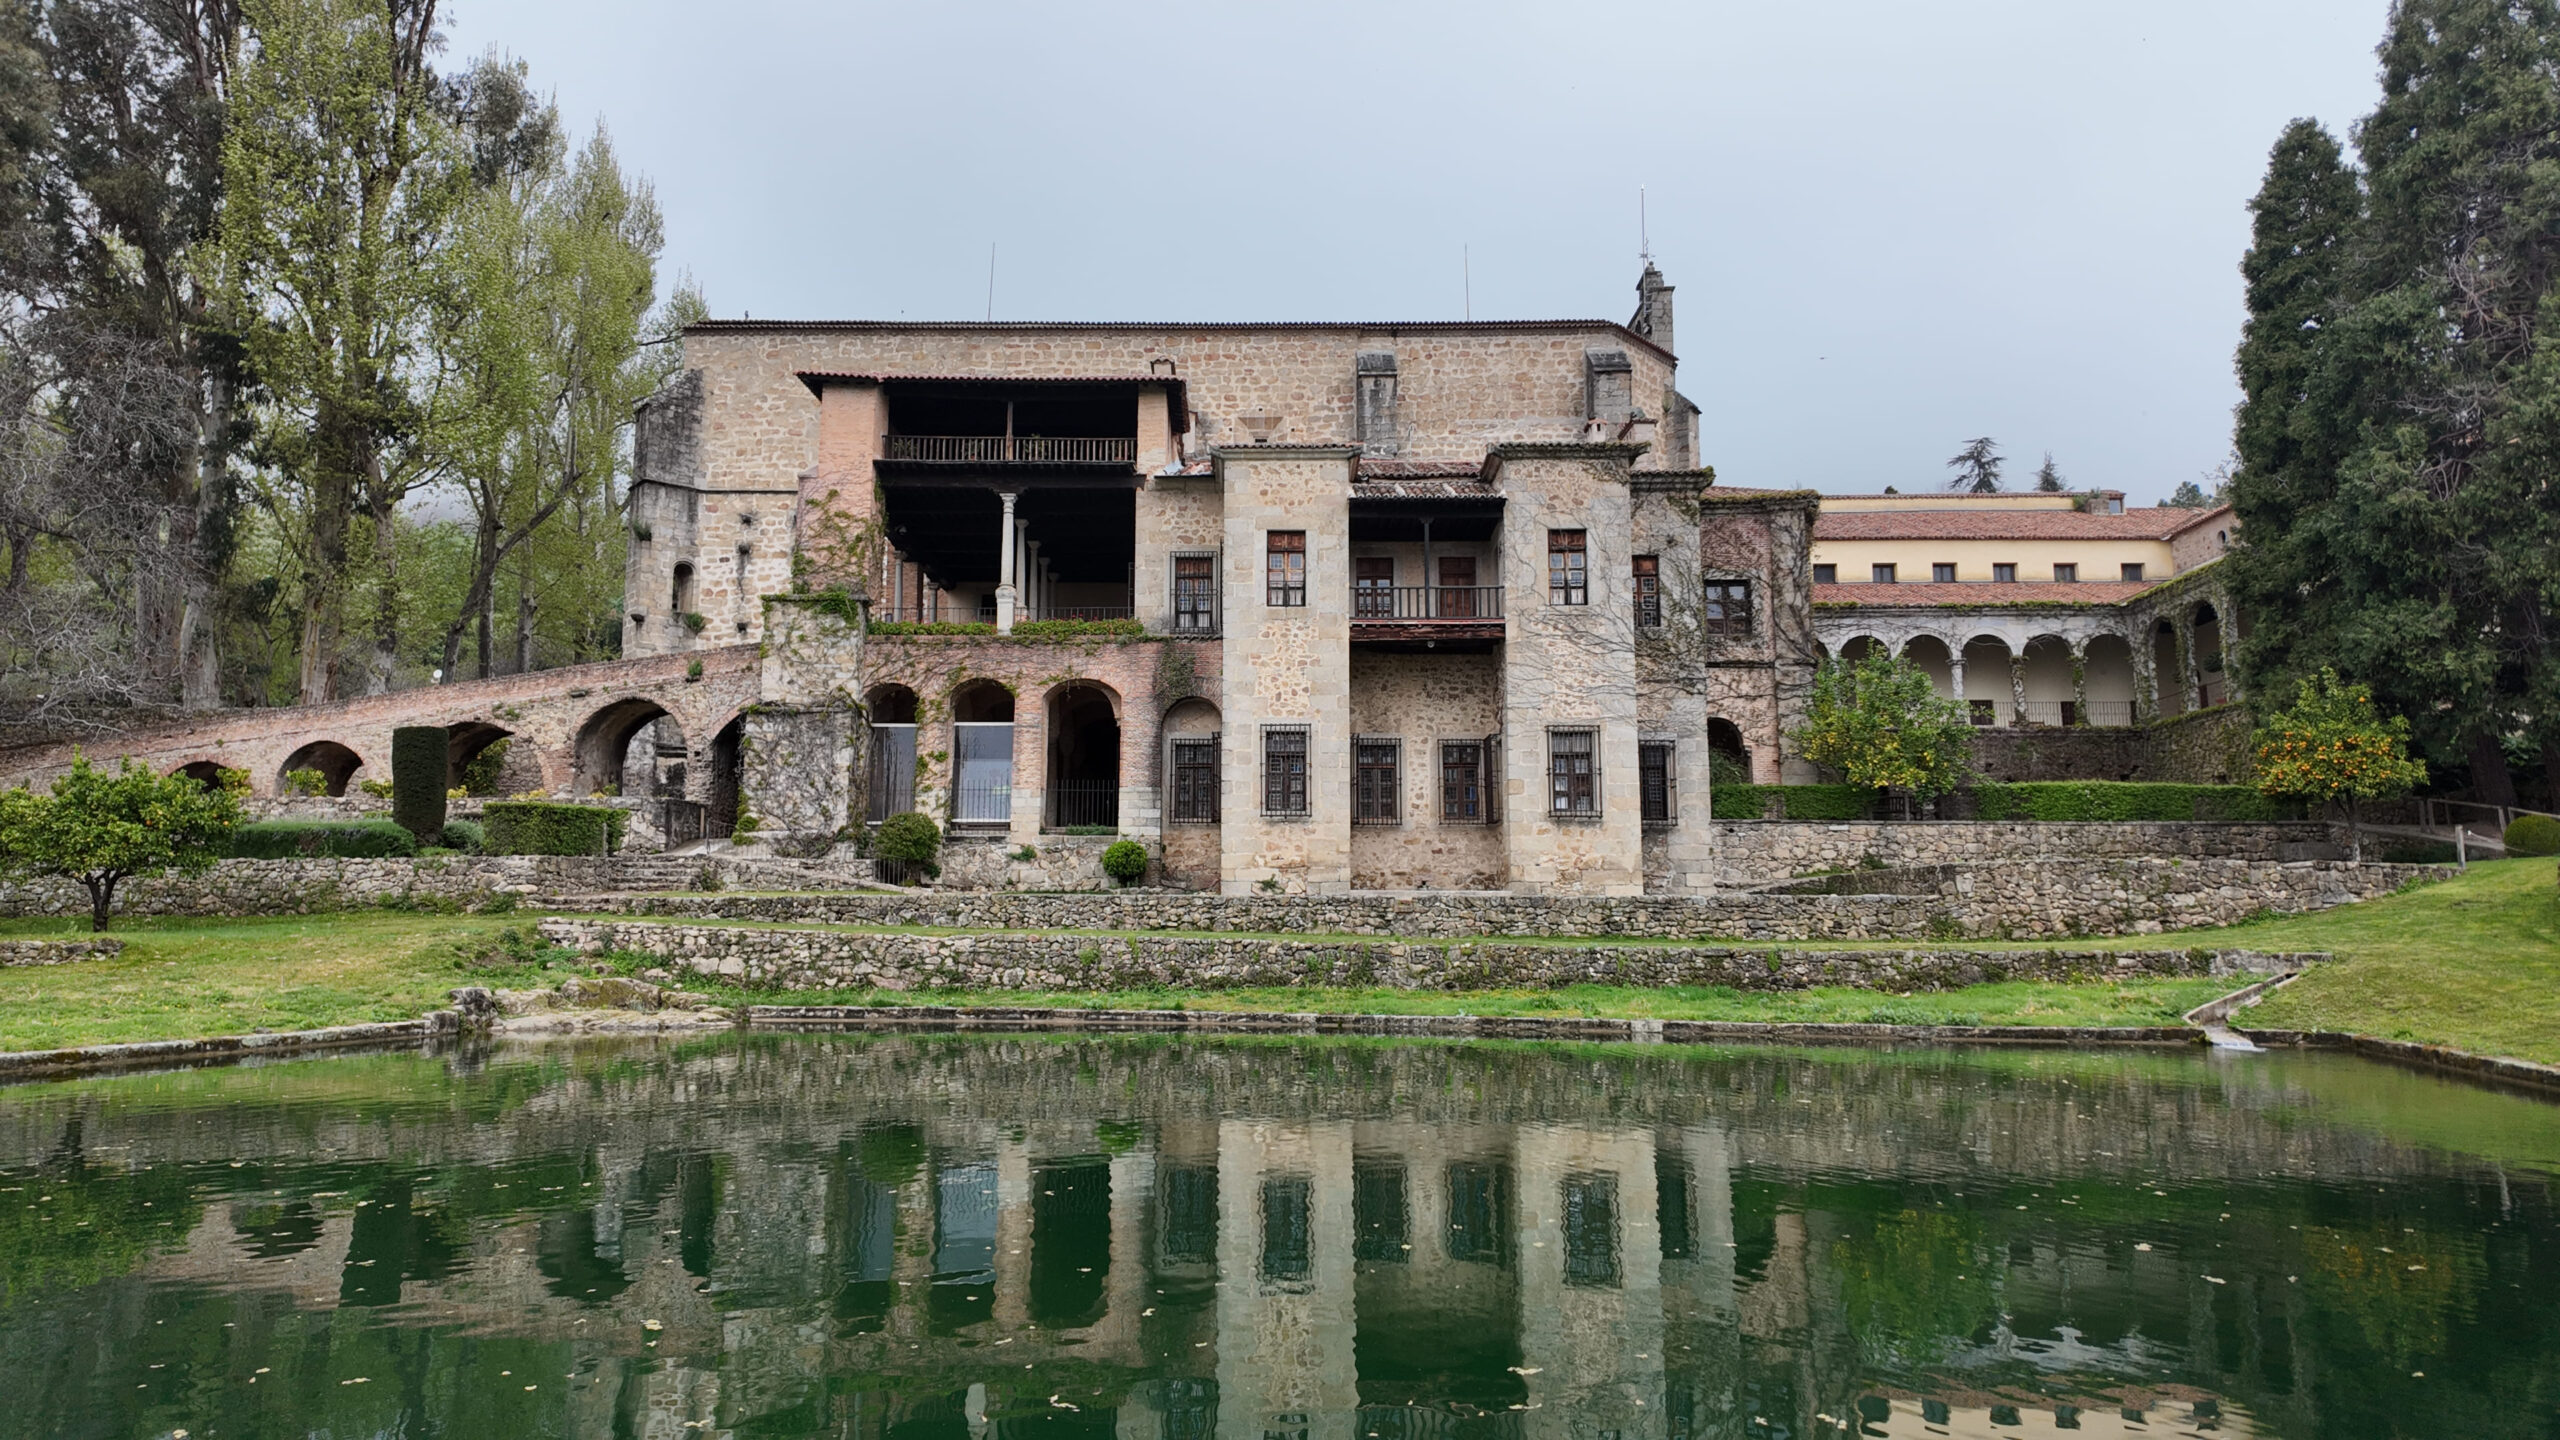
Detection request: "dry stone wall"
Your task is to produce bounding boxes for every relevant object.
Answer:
[0,938,124,967]
[539,916,2314,995]
[1709,820,2344,888]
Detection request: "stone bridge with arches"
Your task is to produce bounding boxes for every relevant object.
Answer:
[0,645,764,809]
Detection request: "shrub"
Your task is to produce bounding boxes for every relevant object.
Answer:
[1710,784,1882,820]
[1971,781,2299,823]
[440,818,486,854]
[482,801,627,856]
[359,778,395,799]
[2377,839,2457,864]
[2504,813,2560,857]
[391,726,448,846]
[1101,839,1148,885]
[226,819,419,859]
[282,768,328,796]
[0,757,245,931]
[874,811,941,865]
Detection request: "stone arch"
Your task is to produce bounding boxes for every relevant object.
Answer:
[2019,634,2077,725]
[2152,619,2187,718]
[444,721,518,794]
[2082,634,2138,727]
[279,740,364,797]
[1044,679,1122,829]
[1900,635,1957,700]
[1960,635,2016,727]
[1705,717,1751,783]
[575,697,679,797]
[171,759,230,791]
[707,712,746,837]
[950,679,1015,723]
[865,683,918,724]
[1836,635,1888,664]
[864,684,921,820]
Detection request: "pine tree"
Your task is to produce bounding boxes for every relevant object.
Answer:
[2165,480,2209,508]
[2033,454,2063,491]
[1944,437,2002,493]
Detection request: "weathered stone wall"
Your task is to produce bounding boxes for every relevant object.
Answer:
[1130,475,1225,631]
[1347,649,1504,889]
[738,708,861,855]
[1495,447,1645,894]
[544,915,2311,995]
[0,856,680,920]
[574,859,2437,941]
[1967,726,2151,783]
[0,938,123,967]
[1219,449,1357,893]
[624,369,801,657]
[932,835,1147,891]
[2142,705,2255,784]
[1709,820,2344,887]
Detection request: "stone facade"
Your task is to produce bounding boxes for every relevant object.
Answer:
[0,938,124,967]
[542,916,2312,996]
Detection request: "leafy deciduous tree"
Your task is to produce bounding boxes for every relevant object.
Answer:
[2251,668,2428,862]
[0,754,241,929]
[1789,650,1975,804]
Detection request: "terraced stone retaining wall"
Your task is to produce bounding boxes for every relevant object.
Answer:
[1707,821,2343,888]
[540,916,2316,995]
[578,859,2433,941]
[0,938,124,966]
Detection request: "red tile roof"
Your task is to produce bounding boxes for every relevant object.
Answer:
[1813,505,2229,541]
[1816,581,2157,606]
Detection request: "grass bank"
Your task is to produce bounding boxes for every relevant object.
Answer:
[0,858,2548,1064]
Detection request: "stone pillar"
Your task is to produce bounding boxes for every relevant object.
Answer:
[2178,620,2202,713]
[1948,643,1966,701]
[1026,542,1044,620]
[2008,652,2029,729]
[2071,639,2090,727]
[2218,603,2243,703]
[2131,627,2158,725]
[995,491,1020,634]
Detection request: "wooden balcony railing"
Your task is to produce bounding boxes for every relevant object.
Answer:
[1351,586,1505,621]
[881,434,1138,465]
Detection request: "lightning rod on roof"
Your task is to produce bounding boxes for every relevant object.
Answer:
[1464,244,1471,322]
[985,243,996,322]
[1639,187,1651,265]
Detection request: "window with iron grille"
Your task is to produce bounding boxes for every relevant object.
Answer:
[1548,530,1587,605]
[1171,737,1219,822]
[1173,553,1217,632]
[1549,728,1598,817]
[1266,531,1305,607]
[1702,580,1752,633]
[1441,741,1483,821]
[1632,555,1661,627]
[1262,727,1309,815]
[1639,741,1675,826]
[1354,738,1400,825]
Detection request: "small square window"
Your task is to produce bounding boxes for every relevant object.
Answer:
[1354,738,1400,826]
[1639,742,1676,827]
[1812,563,1837,585]
[1992,563,2018,583]
[1548,531,1588,605]
[1932,563,1957,583]
[2121,562,2145,583]
[1872,563,1897,584]
[2053,563,2078,583]
[1702,580,1752,632]
[1266,532,1306,607]
[1549,728,1598,818]
[1632,555,1660,628]
[1262,727,1309,815]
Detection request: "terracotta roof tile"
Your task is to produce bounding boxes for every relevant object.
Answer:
[1813,506,2229,541]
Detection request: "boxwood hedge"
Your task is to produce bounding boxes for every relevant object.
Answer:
[1709,781,2300,823]
[482,801,628,856]
[227,819,420,859]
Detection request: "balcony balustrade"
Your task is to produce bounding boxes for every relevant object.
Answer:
[881,434,1137,466]
[1350,586,1505,622]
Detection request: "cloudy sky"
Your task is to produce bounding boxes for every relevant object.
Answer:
[446,0,2390,504]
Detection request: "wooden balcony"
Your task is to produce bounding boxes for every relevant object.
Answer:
[1350,585,1506,644]
[880,434,1137,466]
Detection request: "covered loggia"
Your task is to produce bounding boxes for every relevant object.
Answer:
[1045,682,1121,830]
[278,740,364,796]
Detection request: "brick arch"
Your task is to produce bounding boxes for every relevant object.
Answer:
[575,697,685,798]
[170,759,231,790]
[949,678,1016,723]
[279,740,366,797]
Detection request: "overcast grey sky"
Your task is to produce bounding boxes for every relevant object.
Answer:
[445,1,2390,504]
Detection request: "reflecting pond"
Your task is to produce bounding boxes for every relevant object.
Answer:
[0,1033,2554,1439]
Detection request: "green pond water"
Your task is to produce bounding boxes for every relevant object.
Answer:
[0,1034,2553,1440]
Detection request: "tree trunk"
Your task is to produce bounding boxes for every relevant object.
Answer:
[2347,794,2361,864]
[365,451,399,695]
[181,326,235,711]
[297,406,357,706]
[2542,741,2560,813]
[86,875,115,933]
[2469,728,2518,810]
[515,545,537,674]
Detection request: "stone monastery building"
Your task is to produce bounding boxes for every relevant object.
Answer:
[627,264,1820,896]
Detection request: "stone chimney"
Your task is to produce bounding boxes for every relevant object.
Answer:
[1630,263,1674,358]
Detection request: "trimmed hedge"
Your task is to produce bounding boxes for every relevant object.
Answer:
[391,726,447,845]
[1710,781,2300,823]
[1971,782,2298,823]
[227,819,419,859]
[482,801,627,856]
[2504,813,2560,857]
[439,818,486,854]
[1101,839,1149,885]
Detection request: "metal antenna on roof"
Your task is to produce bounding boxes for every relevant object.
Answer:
[985,243,996,322]
[1639,187,1651,264]
[1464,244,1471,321]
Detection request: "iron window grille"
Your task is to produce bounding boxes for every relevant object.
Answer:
[1549,728,1599,818]
[1548,530,1588,605]
[1170,736,1220,823]
[1702,580,1752,633]
[1172,553,1218,632]
[1266,532,1306,607]
[1353,737,1400,825]
[1261,726,1309,816]
[1632,555,1661,628]
[1639,740,1676,826]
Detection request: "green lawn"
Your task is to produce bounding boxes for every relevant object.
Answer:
[0,858,2550,1064]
